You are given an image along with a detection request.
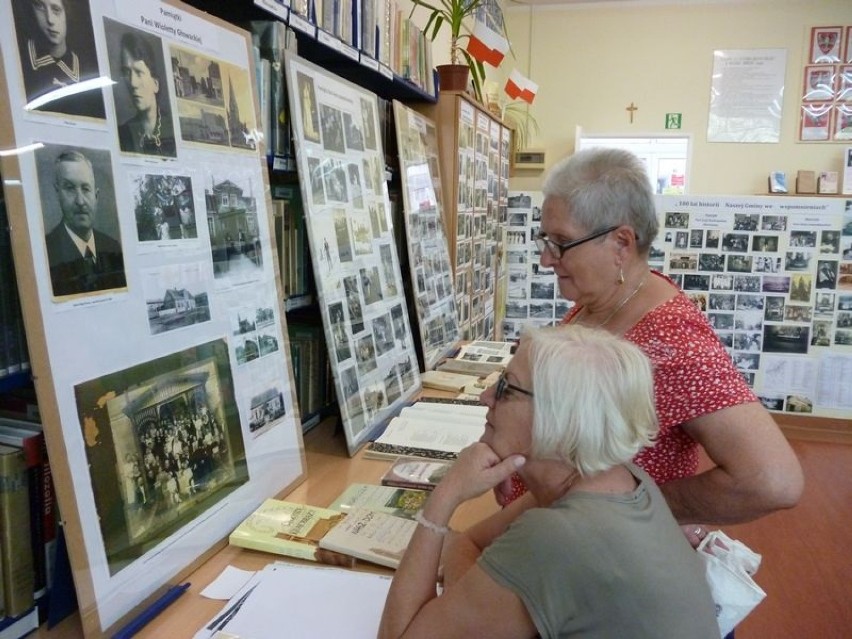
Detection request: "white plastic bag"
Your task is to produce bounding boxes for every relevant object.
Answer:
[697,530,767,637]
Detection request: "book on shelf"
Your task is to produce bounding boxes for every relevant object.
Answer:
[328,482,428,519]
[0,606,38,639]
[0,420,50,608]
[0,444,34,617]
[380,457,452,491]
[795,170,817,194]
[229,499,415,569]
[768,171,788,194]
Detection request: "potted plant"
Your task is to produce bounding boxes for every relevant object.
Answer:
[410,0,502,102]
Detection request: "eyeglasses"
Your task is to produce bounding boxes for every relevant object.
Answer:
[534,225,619,259]
[494,371,534,401]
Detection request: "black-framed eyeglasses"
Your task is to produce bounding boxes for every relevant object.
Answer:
[495,371,534,401]
[534,225,619,259]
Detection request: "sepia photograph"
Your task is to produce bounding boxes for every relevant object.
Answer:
[73,339,247,576]
[296,71,321,143]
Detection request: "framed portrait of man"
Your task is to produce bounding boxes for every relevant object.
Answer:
[10,0,106,118]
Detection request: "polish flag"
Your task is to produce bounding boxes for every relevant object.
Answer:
[466,20,509,67]
[504,70,538,104]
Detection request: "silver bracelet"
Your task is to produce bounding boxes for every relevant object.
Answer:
[414,511,450,536]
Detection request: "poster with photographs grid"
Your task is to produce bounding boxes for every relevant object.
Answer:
[504,192,852,418]
[502,192,573,340]
[657,194,852,418]
[392,101,461,370]
[284,53,421,455]
[0,0,302,635]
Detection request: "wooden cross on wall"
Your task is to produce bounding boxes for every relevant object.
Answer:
[626,102,638,124]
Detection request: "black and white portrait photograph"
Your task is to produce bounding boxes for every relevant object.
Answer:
[141,262,211,335]
[104,19,176,157]
[698,253,725,272]
[350,209,373,256]
[320,104,346,153]
[343,111,365,151]
[751,235,778,252]
[816,260,838,289]
[355,333,377,375]
[664,211,689,228]
[764,296,785,321]
[339,365,360,402]
[379,244,399,297]
[820,230,840,253]
[344,275,365,333]
[74,339,247,576]
[372,313,394,356]
[359,265,384,305]
[333,209,354,263]
[790,230,817,248]
[721,233,749,252]
[328,301,352,362]
[360,97,377,150]
[307,157,326,205]
[733,213,759,231]
[11,0,105,118]
[35,144,127,298]
[204,172,263,282]
[726,254,753,273]
[296,71,321,143]
[324,160,349,203]
[130,172,197,242]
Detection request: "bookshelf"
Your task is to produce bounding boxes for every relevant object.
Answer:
[185,0,438,106]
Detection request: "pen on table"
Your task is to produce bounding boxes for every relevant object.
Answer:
[112,582,191,639]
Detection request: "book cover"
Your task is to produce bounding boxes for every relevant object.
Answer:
[796,170,817,194]
[317,507,417,569]
[229,499,355,567]
[327,483,427,519]
[0,444,34,617]
[0,423,46,598]
[380,457,451,491]
[768,171,788,193]
[818,170,839,194]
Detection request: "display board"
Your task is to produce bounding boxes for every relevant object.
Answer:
[502,192,572,339]
[284,53,421,455]
[0,0,305,635]
[504,191,852,419]
[392,100,460,370]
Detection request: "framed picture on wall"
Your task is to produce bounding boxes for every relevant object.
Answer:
[846,26,852,63]
[802,65,836,102]
[810,26,843,64]
[834,104,852,140]
[839,65,852,100]
[800,102,832,141]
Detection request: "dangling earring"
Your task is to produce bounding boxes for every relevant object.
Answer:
[618,267,625,284]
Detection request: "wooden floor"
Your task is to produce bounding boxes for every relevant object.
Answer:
[711,439,852,638]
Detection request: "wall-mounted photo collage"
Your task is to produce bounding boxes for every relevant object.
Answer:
[656,194,852,417]
[0,0,302,634]
[503,191,852,419]
[285,53,421,455]
[502,192,573,339]
[392,101,461,370]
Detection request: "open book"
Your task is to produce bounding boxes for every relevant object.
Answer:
[363,401,486,461]
[437,340,514,376]
[229,499,416,569]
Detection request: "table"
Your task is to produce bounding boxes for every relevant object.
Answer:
[37,409,497,639]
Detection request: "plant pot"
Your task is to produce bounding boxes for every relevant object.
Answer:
[436,64,470,93]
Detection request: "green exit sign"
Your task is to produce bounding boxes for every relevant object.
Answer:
[665,113,682,129]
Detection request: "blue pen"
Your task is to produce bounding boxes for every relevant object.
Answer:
[112,582,191,639]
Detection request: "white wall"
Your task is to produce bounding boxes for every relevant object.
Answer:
[502,0,852,195]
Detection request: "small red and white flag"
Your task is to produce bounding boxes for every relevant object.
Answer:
[505,69,538,104]
[466,20,509,67]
